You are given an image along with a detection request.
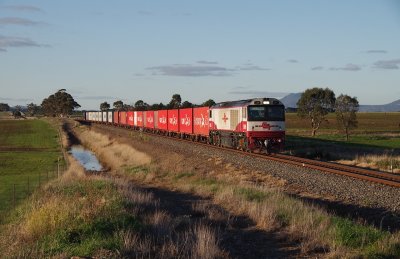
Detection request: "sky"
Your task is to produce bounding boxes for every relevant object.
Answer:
[0,0,399,110]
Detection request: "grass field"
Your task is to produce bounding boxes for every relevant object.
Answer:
[286,112,400,134]
[0,119,63,219]
[284,112,400,171]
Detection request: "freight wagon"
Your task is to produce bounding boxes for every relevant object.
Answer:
[83,97,285,152]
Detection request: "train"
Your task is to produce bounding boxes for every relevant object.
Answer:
[83,97,285,153]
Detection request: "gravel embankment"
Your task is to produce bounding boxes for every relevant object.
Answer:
[93,124,400,230]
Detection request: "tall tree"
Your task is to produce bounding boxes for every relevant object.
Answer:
[202,99,216,107]
[168,94,182,109]
[150,102,165,110]
[181,101,193,108]
[0,103,10,111]
[335,94,359,141]
[41,89,80,117]
[100,101,110,111]
[27,103,40,116]
[113,100,124,110]
[123,104,134,111]
[297,87,336,136]
[134,100,148,111]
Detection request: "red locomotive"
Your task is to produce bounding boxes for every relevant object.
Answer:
[84,97,285,153]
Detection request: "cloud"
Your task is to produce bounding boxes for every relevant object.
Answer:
[228,90,288,98]
[0,35,49,51]
[311,66,324,70]
[197,60,218,64]
[287,59,298,63]
[365,50,387,54]
[0,5,43,12]
[0,17,45,26]
[231,86,249,90]
[237,65,270,71]
[329,63,361,71]
[78,96,120,100]
[146,64,235,76]
[0,97,33,102]
[373,59,400,69]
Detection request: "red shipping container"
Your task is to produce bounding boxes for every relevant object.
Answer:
[179,108,193,134]
[136,111,144,127]
[113,111,119,125]
[145,111,155,129]
[193,107,210,136]
[167,109,179,132]
[119,111,127,125]
[127,111,134,126]
[157,110,168,130]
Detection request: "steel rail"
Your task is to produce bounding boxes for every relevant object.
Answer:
[89,121,400,188]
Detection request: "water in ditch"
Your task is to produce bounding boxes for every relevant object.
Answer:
[69,145,103,171]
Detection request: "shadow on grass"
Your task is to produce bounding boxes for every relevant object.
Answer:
[290,193,400,233]
[136,185,300,259]
[284,135,400,161]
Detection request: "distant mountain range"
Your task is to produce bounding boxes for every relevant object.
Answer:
[280,93,400,112]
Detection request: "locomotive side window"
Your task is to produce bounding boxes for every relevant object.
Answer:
[248,105,285,121]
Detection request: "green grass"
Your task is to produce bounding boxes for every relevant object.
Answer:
[123,165,150,175]
[234,187,268,203]
[330,216,400,258]
[0,120,63,220]
[4,178,141,257]
[286,112,400,134]
[284,113,400,160]
[0,120,60,149]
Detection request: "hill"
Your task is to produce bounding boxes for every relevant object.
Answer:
[280,93,302,108]
[359,99,400,112]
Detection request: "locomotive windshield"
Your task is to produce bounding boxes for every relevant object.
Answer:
[248,105,285,121]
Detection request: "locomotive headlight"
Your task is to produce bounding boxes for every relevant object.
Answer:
[263,101,270,104]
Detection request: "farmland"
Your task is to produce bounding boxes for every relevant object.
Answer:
[285,113,400,171]
[0,119,63,219]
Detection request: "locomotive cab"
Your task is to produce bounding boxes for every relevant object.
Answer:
[247,99,285,153]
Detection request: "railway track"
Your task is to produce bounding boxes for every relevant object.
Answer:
[87,121,400,188]
[204,142,400,188]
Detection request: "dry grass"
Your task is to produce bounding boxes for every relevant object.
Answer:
[76,126,151,169]
[337,153,400,173]
[66,124,400,258]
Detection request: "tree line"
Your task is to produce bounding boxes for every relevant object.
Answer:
[99,94,216,112]
[2,88,359,141]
